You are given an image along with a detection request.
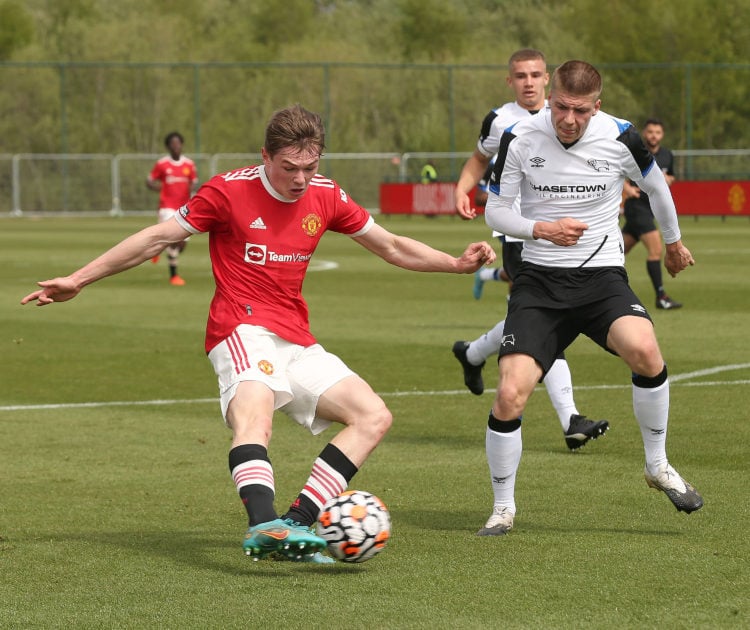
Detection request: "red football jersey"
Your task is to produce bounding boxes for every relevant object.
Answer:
[149,156,198,210]
[175,165,373,352]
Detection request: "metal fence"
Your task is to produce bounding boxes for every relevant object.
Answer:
[2,150,749,216]
[3,61,750,158]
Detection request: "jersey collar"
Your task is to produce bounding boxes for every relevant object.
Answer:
[259,164,296,204]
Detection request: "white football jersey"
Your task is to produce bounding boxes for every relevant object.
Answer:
[486,108,681,268]
[476,100,546,241]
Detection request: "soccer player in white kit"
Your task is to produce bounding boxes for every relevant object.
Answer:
[479,60,703,536]
[22,105,496,562]
[453,49,608,451]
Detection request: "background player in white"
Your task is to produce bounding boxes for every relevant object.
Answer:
[622,118,682,309]
[452,49,608,451]
[481,61,703,536]
[22,105,495,563]
[146,131,199,285]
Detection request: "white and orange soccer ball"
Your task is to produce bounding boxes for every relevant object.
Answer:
[316,490,391,563]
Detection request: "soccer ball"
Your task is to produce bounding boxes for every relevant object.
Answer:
[316,490,391,563]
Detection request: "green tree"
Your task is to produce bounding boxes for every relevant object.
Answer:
[0,1,34,60]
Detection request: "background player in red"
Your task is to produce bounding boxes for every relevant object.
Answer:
[146,131,199,285]
[22,105,496,564]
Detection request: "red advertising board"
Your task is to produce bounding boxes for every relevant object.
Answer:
[670,181,750,216]
[380,182,467,215]
[381,181,750,216]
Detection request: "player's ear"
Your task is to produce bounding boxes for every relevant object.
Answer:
[594,99,602,114]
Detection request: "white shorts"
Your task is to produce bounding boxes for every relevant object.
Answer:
[208,324,356,435]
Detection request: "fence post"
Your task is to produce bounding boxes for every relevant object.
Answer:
[193,64,201,153]
[111,155,122,216]
[11,154,22,215]
[59,64,70,212]
[448,65,456,180]
[323,63,331,144]
[685,64,693,179]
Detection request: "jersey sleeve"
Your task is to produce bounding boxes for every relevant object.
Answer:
[617,126,655,178]
[149,161,163,182]
[485,133,536,239]
[328,184,373,237]
[477,110,502,157]
[174,181,229,234]
[633,162,681,244]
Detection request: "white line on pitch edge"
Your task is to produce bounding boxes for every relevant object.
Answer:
[1,376,748,413]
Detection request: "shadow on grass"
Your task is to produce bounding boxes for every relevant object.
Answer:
[394,508,685,537]
[40,529,364,577]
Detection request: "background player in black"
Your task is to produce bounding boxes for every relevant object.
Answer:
[622,119,682,309]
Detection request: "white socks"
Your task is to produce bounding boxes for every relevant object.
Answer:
[466,320,507,365]
[486,422,522,514]
[543,359,579,431]
[633,377,670,475]
[469,326,579,432]
[478,267,500,282]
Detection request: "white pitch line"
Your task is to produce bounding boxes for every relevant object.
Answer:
[1,378,748,413]
[308,260,339,272]
[669,362,750,382]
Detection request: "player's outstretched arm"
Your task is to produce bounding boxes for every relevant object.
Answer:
[455,151,490,220]
[21,220,192,306]
[353,223,495,273]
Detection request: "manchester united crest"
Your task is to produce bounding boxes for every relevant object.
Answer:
[258,360,274,376]
[301,213,322,237]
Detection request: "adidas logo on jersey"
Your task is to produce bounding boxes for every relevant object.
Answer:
[250,217,267,230]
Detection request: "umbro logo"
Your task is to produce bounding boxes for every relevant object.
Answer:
[587,159,610,172]
[631,304,647,314]
[530,157,545,168]
[250,217,267,230]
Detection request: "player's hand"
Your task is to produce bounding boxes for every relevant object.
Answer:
[455,190,477,220]
[21,277,81,306]
[533,218,588,246]
[455,241,496,272]
[664,241,695,277]
[623,181,641,199]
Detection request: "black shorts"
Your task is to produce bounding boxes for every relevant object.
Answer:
[499,263,652,375]
[622,206,657,240]
[499,237,523,281]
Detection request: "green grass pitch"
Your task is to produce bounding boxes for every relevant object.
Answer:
[1,215,748,629]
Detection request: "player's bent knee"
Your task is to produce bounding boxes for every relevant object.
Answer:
[623,339,663,376]
[360,405,392,442]
[496,381,530,416]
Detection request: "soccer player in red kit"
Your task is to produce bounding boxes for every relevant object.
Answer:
[147,131,199,285]
[22,105,496,563]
